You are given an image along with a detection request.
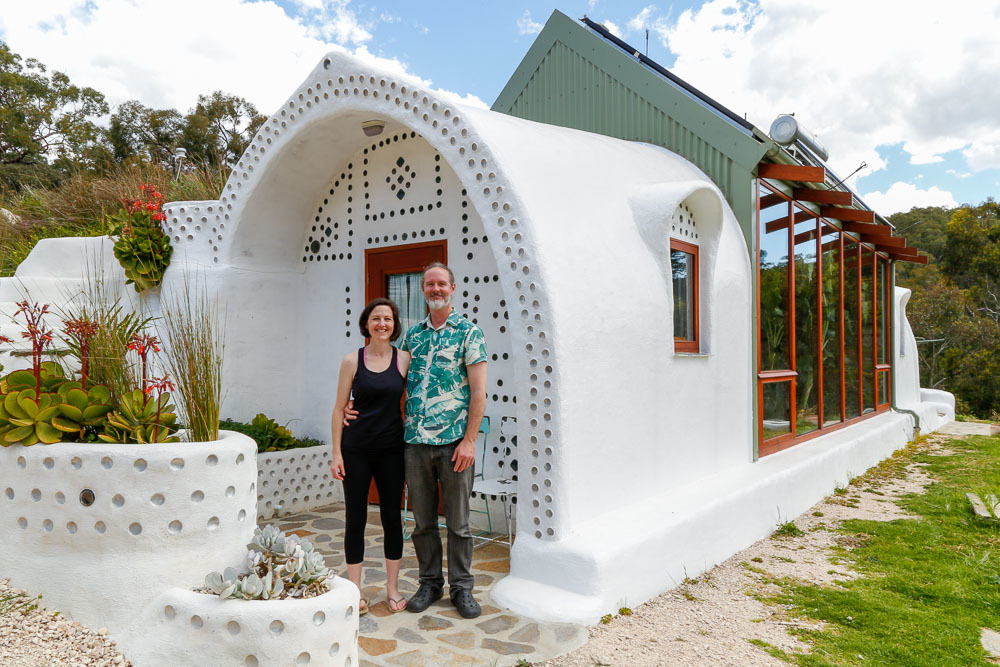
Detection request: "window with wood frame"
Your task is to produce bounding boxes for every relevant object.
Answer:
[756,181,893,456]
[670,238,699,353]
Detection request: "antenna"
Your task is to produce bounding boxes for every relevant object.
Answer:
[829,161,867,190]
[645,29,649,56]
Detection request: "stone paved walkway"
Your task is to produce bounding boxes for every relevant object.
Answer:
[277,505,586,666]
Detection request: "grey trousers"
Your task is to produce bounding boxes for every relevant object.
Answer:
[404,441,474,595]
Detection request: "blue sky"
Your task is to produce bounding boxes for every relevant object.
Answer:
[2,0,998,215]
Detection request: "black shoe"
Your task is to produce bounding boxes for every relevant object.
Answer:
[451,589,481,619]
[407,584,443,613]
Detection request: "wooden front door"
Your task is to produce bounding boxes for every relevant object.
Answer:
[364,241,446,506]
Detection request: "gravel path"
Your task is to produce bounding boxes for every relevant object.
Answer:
[540,433,950,667]
[0,430,962,666]
[0,578,129,666]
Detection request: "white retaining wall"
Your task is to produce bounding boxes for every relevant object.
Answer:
[256,444,343,520]
[0,431,257,653]
[131,583,359,667]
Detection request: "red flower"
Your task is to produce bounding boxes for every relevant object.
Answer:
[145,375,175,395]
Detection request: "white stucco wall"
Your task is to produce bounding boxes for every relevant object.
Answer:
[893,285,955,431]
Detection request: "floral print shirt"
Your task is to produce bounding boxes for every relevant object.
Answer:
[399,309,487,445]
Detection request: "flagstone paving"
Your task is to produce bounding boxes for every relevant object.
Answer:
[277,505,587,666]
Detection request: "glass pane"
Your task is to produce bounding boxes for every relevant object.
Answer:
[877,260,889,365]
[671,249,695,341]
[862,248,875,414]
[843,239,861,419]
[821,230,842,426]
[387,272,426,334]
[794,215,819,436]
[762,381,792,440]
[759,186,791,370]
[878,370,890,406]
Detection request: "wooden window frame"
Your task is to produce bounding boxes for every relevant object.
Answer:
[756,181,893,457]
[364,240,448,305]
[670,238,700,354]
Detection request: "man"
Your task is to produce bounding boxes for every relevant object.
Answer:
[397,262,488,618]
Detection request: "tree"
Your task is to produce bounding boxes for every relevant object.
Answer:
[900,200,1000,417]
[181,91,265,168]
[0,41,107,169]
[106,100,184,165]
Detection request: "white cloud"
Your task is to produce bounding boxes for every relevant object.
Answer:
[963,129,1000,171]
[947,168,971,179]
[602,20,623,38]
[0,1,482,118]
[627,5,658,32]
[862,182,957,216]
[517,10,543,36]
[653,0,1000,177]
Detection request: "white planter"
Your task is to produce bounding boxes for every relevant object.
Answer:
[256,443,343,520]
[130,580,359,667]
[0,431,257,638]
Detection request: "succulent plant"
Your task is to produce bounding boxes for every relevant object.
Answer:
[203,525,329,601]
[249,524,285,553]
[99,388,178,444]
[113,225,173,293]
[0,389,63,446]
[50,383,114,441]
[108,186,173,293]
[3,362,68,395]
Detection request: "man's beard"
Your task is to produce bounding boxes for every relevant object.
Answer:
[426,294,451,311]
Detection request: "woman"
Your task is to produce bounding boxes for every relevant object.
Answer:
[330,298,410,614]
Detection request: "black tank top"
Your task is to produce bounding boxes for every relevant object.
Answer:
[341,347,405,451]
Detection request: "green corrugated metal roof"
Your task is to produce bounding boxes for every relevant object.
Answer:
[492,10,771,237]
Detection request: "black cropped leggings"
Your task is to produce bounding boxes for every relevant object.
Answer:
[341,446,405,564]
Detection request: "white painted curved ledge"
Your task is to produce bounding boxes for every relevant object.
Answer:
[0,431,257,653]
[130,581,359,667]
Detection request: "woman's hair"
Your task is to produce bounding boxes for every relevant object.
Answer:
[358,298,402,341]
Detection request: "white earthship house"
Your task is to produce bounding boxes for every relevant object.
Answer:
[153,50,954,623]
[0,46,952,630]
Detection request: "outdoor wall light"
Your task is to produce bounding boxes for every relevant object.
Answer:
[362,120,385,137]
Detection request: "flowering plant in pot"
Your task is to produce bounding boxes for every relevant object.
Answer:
[0,301,114,445]
[107,184,173,293]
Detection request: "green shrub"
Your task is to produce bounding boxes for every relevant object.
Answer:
[220,413,324,452]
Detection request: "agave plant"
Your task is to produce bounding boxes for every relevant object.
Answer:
[99,388,178,444]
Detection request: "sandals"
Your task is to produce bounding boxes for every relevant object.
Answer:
[387,596,407,613]
[359,598,369,616]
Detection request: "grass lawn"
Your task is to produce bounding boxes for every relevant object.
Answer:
[764,434,1000,665]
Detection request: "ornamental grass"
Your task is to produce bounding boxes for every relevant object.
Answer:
[161,276,224,442]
